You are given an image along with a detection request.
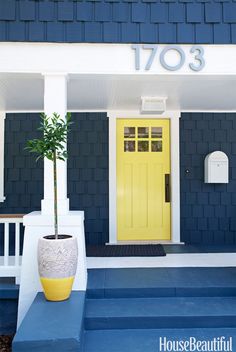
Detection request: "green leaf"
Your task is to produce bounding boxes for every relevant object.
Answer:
[25,112,72,162]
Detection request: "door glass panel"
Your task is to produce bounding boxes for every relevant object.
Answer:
[138,127,149,138]
[138,141,149,152]
[124,141,135,152]
[124,127,135,138]
[151,127,162,138]
[152,141,162,152]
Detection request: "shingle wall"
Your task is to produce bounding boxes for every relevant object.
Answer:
[68,112,109,245]
[181,113,236,244]
[0,112,109,253]
[0,114,43,215]
[0,0,235,44]
[0,114,43,255]
[1,112,236,248]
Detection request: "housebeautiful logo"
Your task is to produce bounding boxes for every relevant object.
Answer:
[132,45,205,72]
[159,336,233,352]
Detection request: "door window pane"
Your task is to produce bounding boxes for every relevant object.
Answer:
[138,127,149,138]
[138,141,149,152]
[151,141,162,152]
[124,141,135,152]
[151,127,162,138]
[124,127,135,138]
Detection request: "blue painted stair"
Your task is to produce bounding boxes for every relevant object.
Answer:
[85,296,236,330]
[83,268,236,352]
[84,328,235,352]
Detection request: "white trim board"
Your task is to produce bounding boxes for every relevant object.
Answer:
[107,110,181,244]
[0,43,236,75]
[87,253,236,268]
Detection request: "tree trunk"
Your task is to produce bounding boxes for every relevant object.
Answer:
[53,151,58,239]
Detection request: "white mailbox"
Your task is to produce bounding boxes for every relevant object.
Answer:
[204,151,229,183]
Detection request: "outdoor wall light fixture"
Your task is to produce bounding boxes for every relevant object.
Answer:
[141,97,167,114]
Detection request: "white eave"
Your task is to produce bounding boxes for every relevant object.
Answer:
[0,42,236,112]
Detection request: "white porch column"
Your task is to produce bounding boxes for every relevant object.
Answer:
[41,73,69,215]
[18,75,88,327]
[171,113,181,243]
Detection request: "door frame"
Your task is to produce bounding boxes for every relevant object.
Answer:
[107,110,181,244]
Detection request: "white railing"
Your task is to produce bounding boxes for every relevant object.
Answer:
[0,214,24,284]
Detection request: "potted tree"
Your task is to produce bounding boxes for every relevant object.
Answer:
[26,112,78,301]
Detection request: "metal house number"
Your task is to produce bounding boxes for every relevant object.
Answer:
[132,45,205,72]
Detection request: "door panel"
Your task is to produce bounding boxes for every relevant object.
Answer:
[117,119,171,241]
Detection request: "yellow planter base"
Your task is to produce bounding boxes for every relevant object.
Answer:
[40,276,75,301]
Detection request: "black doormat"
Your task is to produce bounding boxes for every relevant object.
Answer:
[86,244,166,257]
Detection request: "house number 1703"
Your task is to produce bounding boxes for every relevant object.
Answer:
[131,45,205,72]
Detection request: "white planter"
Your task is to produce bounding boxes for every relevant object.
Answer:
[38,235,78,301]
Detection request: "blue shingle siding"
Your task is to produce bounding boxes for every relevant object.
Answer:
[169,4,185,23]
[140,23,157,41]
[68,112,109,245]
[95,2,111,22]
[19,1,36,21]
[0,114,43,216]
[58,2,74,21]
[28,22,45,41]
[47,22,64,41]
[150,4,168,23]
[0,114,43,255]
[180,113,236,245]
[214,23,231,43]
[104,22,119,42]
[66,22,83,41]
[0,0,235,43]
[186,3,203,22]
[77,2,93,21]
[0,113,108,254]
[0,1,15,21]
[121,23,139,41]
[2,112,236,247]
[113,3,129,22]
[205,3,222,22]
[84,22,103,42]
[159,23,176,42]
[39,2,55,22]
[8,21,26,41]
[223,3,236,22]
[132,3,148,22]
[177,23,194,43]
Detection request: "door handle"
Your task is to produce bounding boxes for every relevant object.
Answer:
[165,174,171,203]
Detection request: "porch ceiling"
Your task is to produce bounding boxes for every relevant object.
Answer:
[0,72,236,112]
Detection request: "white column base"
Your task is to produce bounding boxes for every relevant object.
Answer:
[17,211,87,329]
[41,198,70,215]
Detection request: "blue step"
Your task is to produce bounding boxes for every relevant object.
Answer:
[84,328,236,352]
[83,268,236,351]
[87,267,236,298]
[85,296,236,330]
[13,291,86,352]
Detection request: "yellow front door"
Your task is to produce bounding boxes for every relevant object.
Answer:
[117,119,171,241]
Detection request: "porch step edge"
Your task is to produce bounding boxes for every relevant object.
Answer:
[87,286,236,298]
